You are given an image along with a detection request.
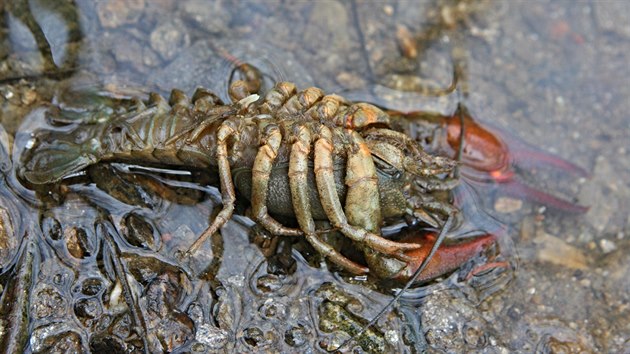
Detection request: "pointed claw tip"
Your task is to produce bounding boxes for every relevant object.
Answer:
[400,242,423,250]
[511,150,591,179]
[562,203,590,214]
[392,252,415,263]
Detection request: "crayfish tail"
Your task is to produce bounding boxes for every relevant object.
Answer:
[19,134,101,184]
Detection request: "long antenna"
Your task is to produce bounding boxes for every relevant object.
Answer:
[336,213,456,351]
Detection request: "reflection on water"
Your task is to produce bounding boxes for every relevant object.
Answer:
[1,0,629,352]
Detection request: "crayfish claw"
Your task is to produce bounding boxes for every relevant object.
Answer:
[437,107,590,214]
[362,231,423,255]
[391,252,415,263]
[496,178,589,214]
[395,232,497,284]
[510,148,591,179]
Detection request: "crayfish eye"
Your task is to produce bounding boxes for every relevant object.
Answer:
[373,155,403,179]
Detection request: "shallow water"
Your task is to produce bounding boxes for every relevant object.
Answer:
[1,1,629,352]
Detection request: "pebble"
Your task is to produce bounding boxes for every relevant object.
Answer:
[21,89,38,105]
[494,197,523,213]
[150,19,191,61]
[599,239,617,254]
[97,0,145,28]
[594,2,630,39]
[111,36,143,68]
[335,71,366,90]
[535,230,588,270]
[396,25,418,59]
[181,0,230,34]
[195,323,228,349]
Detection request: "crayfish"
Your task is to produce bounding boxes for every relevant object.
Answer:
[18,64,588,285]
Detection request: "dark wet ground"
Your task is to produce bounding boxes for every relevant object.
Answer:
[1,1,629,353]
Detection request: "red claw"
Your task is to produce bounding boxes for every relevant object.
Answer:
[394,231,497,284]
[441,105,590,214]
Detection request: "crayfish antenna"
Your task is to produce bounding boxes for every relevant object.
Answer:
[335,213,456,352]
[336,49,468,352]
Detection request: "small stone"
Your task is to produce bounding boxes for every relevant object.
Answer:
[258,299,286,320]
[81,278,104,296]
[150,19,191,61]
[111,36,144,67]
[599,239,617,253]
[0,207,16,267]
[97,0,145,28]
[142,46,161,67]
[3,89,14,99]
[285,325,309,347]
[191,343,206,352]
[74,298,102,321]
[181,0,230,34]
[494,197,523,213]
[21,89,38,105]
[226,274,245,287]
[256,274,283,293]
[384,329,399,344]
[594,1,630,39]
[242,327,266,348]
[396,25,418,59]
[32,287,66,319]
[535,230,588,270]
[196,324,228,349]
[335,71,366,90]
[555,95,565,107]
[65,227,90,259]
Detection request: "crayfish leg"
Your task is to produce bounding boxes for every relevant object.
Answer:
[289,123,368,274]
[314,128,420,260]
[187,118,239,254]
[250,122,302,236]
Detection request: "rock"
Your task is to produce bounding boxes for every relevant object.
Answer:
[335,71,366,90]
[96,0,145,28]
[0,206,16,268]
[494,197,523,213]
[150,19,191,61]
[599,239,617,254]
[181,0,230,34]
[110,35,145,70]
[534,231,588,270]
[594,2,630,39]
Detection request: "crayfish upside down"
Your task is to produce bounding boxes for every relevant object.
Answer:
[20,78,466,279]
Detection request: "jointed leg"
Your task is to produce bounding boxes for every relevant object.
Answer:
[259,82,296,114]
[251,122,302,236]
[277,87,324,116]
[343,130,382,233]
[187,119,239,254]
[289,124,368,274]
[305,94,344,121]
[314,127,420,259]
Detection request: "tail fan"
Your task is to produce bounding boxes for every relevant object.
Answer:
[19,132,102,184]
